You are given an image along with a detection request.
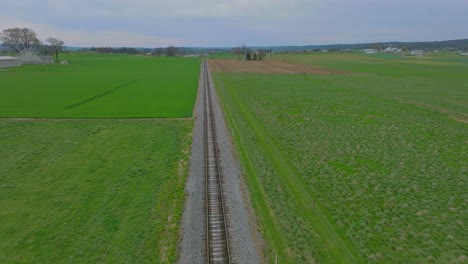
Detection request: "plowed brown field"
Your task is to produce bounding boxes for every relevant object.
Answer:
[208,59,348,74]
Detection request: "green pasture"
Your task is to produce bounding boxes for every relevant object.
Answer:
[0,54,200,118]
[215,53,467,263]
[0,119,192,263]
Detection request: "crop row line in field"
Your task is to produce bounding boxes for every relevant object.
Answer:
[64,74,151,109]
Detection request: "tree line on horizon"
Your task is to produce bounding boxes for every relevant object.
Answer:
[75,46,218,57]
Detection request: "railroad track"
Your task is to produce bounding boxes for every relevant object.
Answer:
[203,61,231,264]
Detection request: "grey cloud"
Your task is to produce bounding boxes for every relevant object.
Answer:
[1,0,467,47]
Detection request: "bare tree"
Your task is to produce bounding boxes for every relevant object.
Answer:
[166,46,179,57]
[257,49,267,60]
[0,27,40,53]
[241,44,248,55]
[232,44,249,60]
[37,41,53,56]
[232,46,243,60]
[46,37,65,62]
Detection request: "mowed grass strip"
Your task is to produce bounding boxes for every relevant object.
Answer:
[0,119,192,263]
[215,53,467,263]
[0,54,200,118]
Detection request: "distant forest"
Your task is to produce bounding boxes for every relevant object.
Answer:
[261,39,468,52]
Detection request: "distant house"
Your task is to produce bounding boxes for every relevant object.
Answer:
[410,50,424,56]
[364,49,377,54]
[0,56,20,68]
[41,56,54,64]
[17,49,42,64]
[460,52,468,56]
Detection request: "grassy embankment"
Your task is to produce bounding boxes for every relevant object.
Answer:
[0,54,200,263]
[214,53,467,263]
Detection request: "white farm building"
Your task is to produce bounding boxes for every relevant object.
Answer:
[16,49,54,64]
[17,49,42,64]
[410,50,424,56]
[364,49,378,54]
[0,56,20,68]
[41,56,54,64]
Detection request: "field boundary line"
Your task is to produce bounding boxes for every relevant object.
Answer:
[64,74,151,109]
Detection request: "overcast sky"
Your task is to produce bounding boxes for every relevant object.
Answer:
[1,0,467,47]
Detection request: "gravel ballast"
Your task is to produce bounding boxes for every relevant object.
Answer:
[178,62,262,264]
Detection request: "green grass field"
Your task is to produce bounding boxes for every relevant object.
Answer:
[0,54,199,263]
[0,54,200,118]
[215,53,467,263]
[0,119,192,263]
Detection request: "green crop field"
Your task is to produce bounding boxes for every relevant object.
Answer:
[214,53,467,263]
[0,54,199,263]
[0,54,200,118]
